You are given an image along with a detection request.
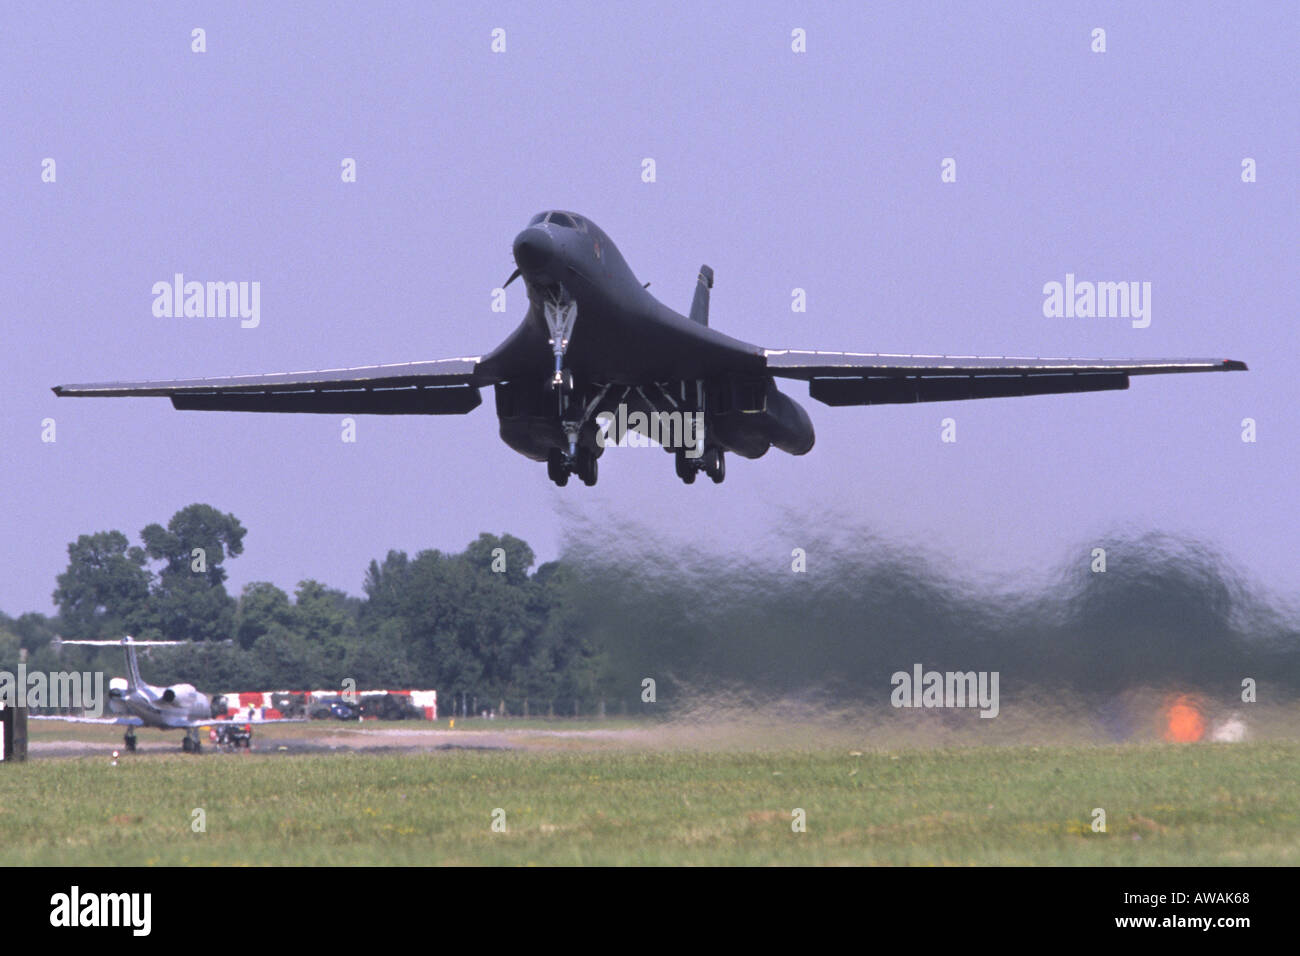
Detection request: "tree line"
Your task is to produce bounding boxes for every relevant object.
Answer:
[0,504,612,717]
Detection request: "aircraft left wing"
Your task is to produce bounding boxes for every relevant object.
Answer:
[764,350,1247,406]
[29,715,145,726]
[53,357,489,414]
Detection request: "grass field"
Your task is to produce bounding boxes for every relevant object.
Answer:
[2,735,1296,865]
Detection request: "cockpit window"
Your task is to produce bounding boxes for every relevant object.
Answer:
[547,212,576,228]
[529,212,547,225]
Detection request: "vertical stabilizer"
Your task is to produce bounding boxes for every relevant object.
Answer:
[123,637,145,693]
[689,265,714,326]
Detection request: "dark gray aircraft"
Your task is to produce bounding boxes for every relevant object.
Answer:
[54,211,1246,486]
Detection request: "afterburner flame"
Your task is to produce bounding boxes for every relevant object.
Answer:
[1164,695,1206,742]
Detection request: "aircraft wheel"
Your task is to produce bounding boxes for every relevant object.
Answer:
[675,449,696,484]
[705,448,725,484]
[547,448,569,486]
[577,448,598,486]
[124,731,137,752]
[181,736,193,753]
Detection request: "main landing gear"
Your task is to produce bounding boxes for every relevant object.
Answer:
[547,446,598,487]
[181,728,203,753]
[674,446,725,484]
[123,729,137,752]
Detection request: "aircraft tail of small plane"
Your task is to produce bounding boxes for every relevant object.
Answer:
[58,636,185,693]
[689,264,713,326]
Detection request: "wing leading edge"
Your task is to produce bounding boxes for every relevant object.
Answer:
[765,350,1247,406]
[53,357,489,415]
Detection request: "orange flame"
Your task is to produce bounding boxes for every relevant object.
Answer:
[1164,695,1206,742]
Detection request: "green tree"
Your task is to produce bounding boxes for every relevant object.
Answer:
[234,582,295,649]
[52,530,153,640]
[291,579,357,677]
[141,504,246,641]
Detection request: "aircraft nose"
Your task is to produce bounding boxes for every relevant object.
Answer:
[512,227,554,271]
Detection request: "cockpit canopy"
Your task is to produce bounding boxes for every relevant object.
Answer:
[529,210,587,231]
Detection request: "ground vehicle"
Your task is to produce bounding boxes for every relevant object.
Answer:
[359,693,423,720]
[309,697,360,721]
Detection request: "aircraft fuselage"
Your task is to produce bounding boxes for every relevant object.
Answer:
[480,211,813,466]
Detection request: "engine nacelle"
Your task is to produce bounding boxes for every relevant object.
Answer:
[161,683,197,705]
[707,378,815,459]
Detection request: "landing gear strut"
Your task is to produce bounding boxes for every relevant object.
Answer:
[543,293,600,487]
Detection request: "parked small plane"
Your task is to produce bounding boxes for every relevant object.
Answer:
[53,211,1246,486]
[30,637,302,753]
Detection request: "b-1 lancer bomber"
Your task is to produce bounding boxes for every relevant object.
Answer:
[54,211,1247,486]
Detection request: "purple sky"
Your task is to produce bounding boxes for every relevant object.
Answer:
[3,3,1296,615]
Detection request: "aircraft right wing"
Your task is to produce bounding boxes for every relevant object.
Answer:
[29,715,145,726]
[765,351,1247,405]
[53,357,491,415]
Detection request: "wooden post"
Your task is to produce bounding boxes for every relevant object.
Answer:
[3,648,30,762]
[13,703,26,761]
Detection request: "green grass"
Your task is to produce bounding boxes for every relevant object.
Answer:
[2,742,1296,865]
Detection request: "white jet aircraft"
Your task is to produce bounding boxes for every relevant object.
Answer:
[31,636,302,753]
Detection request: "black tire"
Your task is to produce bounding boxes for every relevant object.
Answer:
[547,448,570,486]
[577,448,598,486]
[675,449,696,483]
[706,448,725,484]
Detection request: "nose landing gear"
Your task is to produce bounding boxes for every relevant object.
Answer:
[544,296,578,413]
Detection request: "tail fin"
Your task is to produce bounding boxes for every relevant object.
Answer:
[689,265,713,326]
[123,638,145,693]
[58,636,184,693]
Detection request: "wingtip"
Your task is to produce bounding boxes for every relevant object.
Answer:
[51,385,64,396]
[1223,359,1248,371]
